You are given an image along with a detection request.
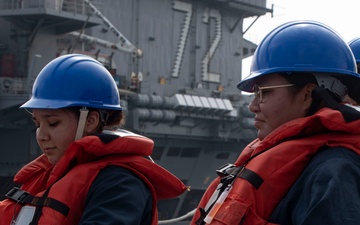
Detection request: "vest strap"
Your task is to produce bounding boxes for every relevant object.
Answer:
[238,168,264,189]
[216,163,264,189]
[6,187,70,217]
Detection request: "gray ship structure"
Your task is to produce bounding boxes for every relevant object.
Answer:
[0,0,272,222]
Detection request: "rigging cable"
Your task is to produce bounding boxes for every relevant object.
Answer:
[158,208,196,224]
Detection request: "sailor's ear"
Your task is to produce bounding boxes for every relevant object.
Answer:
[302,83,317,109]
[84,111,100,134]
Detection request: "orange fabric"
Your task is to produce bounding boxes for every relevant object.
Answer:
[0,132,187,225]
[191,108,360,225]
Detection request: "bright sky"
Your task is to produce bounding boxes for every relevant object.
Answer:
[242,0,360,78]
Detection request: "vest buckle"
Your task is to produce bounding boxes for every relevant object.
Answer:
[216,163,236,177]
[6,187,30,204]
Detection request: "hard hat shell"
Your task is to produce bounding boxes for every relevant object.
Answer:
[237,20,360,92]
[348,37,360,63]
[21,54,122,110]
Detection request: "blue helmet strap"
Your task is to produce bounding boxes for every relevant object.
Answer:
[314,73,347,101]
[75,107,89,140]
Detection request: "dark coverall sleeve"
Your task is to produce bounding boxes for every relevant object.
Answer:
[270,147,360,225]
[79,166,153,225]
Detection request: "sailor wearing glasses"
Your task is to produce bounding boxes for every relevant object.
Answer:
[192,20,360,225]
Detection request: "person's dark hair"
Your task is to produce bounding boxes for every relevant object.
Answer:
[65,107,125,133]
[279,72,360,121]
[280,72,326,116]
[280,72,317,92]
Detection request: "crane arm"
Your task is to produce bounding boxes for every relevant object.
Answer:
[83,0,143,57]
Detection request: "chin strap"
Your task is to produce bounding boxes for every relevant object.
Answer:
[75,107,89,140]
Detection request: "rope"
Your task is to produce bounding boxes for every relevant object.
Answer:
[158,208,196,224]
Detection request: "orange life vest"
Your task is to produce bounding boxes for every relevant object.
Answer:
[191,107,360,225]
[0,130,187,225]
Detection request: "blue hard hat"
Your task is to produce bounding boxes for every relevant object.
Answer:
[237,20,360,92]
[21,54,122,110]
[348,37,360,63]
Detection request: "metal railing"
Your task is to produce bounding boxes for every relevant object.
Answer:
[0,77,30,96]
[0,0,102,16]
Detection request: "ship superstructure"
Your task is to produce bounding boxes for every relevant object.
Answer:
[0,0,272,222]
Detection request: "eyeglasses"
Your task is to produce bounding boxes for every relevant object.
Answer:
[253,84,295,102]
